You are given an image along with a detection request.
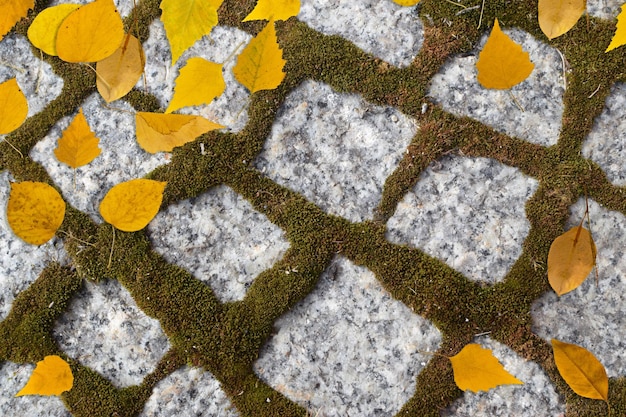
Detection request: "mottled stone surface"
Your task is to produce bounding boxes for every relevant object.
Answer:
[255,80,417,223]
[387,156,538,283]
[254,257,441,416]
[532,198,626,377]
[147,185,290,302]
[53,279,170,387]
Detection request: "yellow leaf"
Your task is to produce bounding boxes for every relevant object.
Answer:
[552,339,608,401]
[392,0,420,5]
[27,4,80,56]
[7,182,66,245]
[243,0,300,22]
[476,19,534,90]
[56,0,124,63]
[160,0,223,65]
[99,179,166,232]
[165,57,225,113]
[0,0,34,42]
[54,108,101,168]
[538,0,586,40]
[547,224,596,296]
[136,112,224,153]
[449,344,523,392]
[96,34,146,102]
[233,20,286,93]
[606,4,626,52]
[15,355,73,396]
[0,78,28,134]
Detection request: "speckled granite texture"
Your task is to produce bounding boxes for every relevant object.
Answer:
[2,0,626,416]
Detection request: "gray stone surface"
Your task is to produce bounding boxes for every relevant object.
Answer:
[53,279,170,388]
[387,155,538,283]
[147,185,290,303]
[255,80,417,223]
[254,256,441,417]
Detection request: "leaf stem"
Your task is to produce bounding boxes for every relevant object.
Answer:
[107,225,115,269]
[509,91,525,112]
[444,0,467,8]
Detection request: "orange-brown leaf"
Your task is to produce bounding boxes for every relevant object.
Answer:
[547,225,596,296]
[99,179,166,232]
[96,34,145,102]
[552,339,608,401]
[476,18,534,89]
[54,108,101,168]
[0,78,28,134]
[15,355,73,396]
[0,0,34,42]
[538,0,586,40]
[449,343,523,392]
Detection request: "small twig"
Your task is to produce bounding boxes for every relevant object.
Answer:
[59,230,96,247]
[509,91,525,112]
[107,226,115,269]
[2,139,24,158]
[588,84,601,99]
[473,331,492,337]
[456,5,480,15]
[444,0,467,8]
[477,0,486,29]
[555,48,567,91]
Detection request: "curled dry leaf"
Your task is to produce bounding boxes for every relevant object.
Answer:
[27,4,80,56]
[0,0,33,41]
[96,34,146,103]
[99,179,166,232]
[552,339,608,401]
[243,0,300,22]
[0,78,28,134]
[233,19,286,93]
[166,57,225,113]
[476,18,534,90]
[136,112,224,153]
[56,0,124,63]
[54,108,101,168]
[16,355,73,397]
[160,0,222,65]
[7,182,66,245]
[547,224,596,296]
[538,0,586,40]
[449,343,523,392]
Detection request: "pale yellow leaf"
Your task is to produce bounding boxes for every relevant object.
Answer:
[547,225,596,296]
[15,355,73,396]
[96,34,145,102]
[27,4,80,56]
[56,0,124,63]
[233,20,286,93]
[99,179,166,232]
[392,0,420,5]
[449,344,523,392]
[7,182,66,245]
[606,4,626,52]
[136,112,224,153]
[476,19,534,89]
[552,339,608,401]
[243,0,300,22]
[538,0,586,40]
[160,0,223,65]
[165,57,225,113]
[0,0,34,42]
[54,108,101,168]
[0,78,28,134]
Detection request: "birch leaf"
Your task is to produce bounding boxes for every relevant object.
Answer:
[54,108,101,168]
[392,0,420,5]
[160,0,223,65]
[449,344,523,392]
[547,224,596,296]
[27,4,80,56]
[99,179,166,232]
[15,355,73,396]
[606,4,626,52]
[0,0,34,42]
[538,0,586,40]
[96,34,145,102]
[233,20,286,93]
[7,182,66,245]
[165,57,225,113]
[0,78,28,134]
[56,0,124,63]
[552,339,608,401]
[476,19,534,89]
[243,0,300,22]
[136,112,224,153]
